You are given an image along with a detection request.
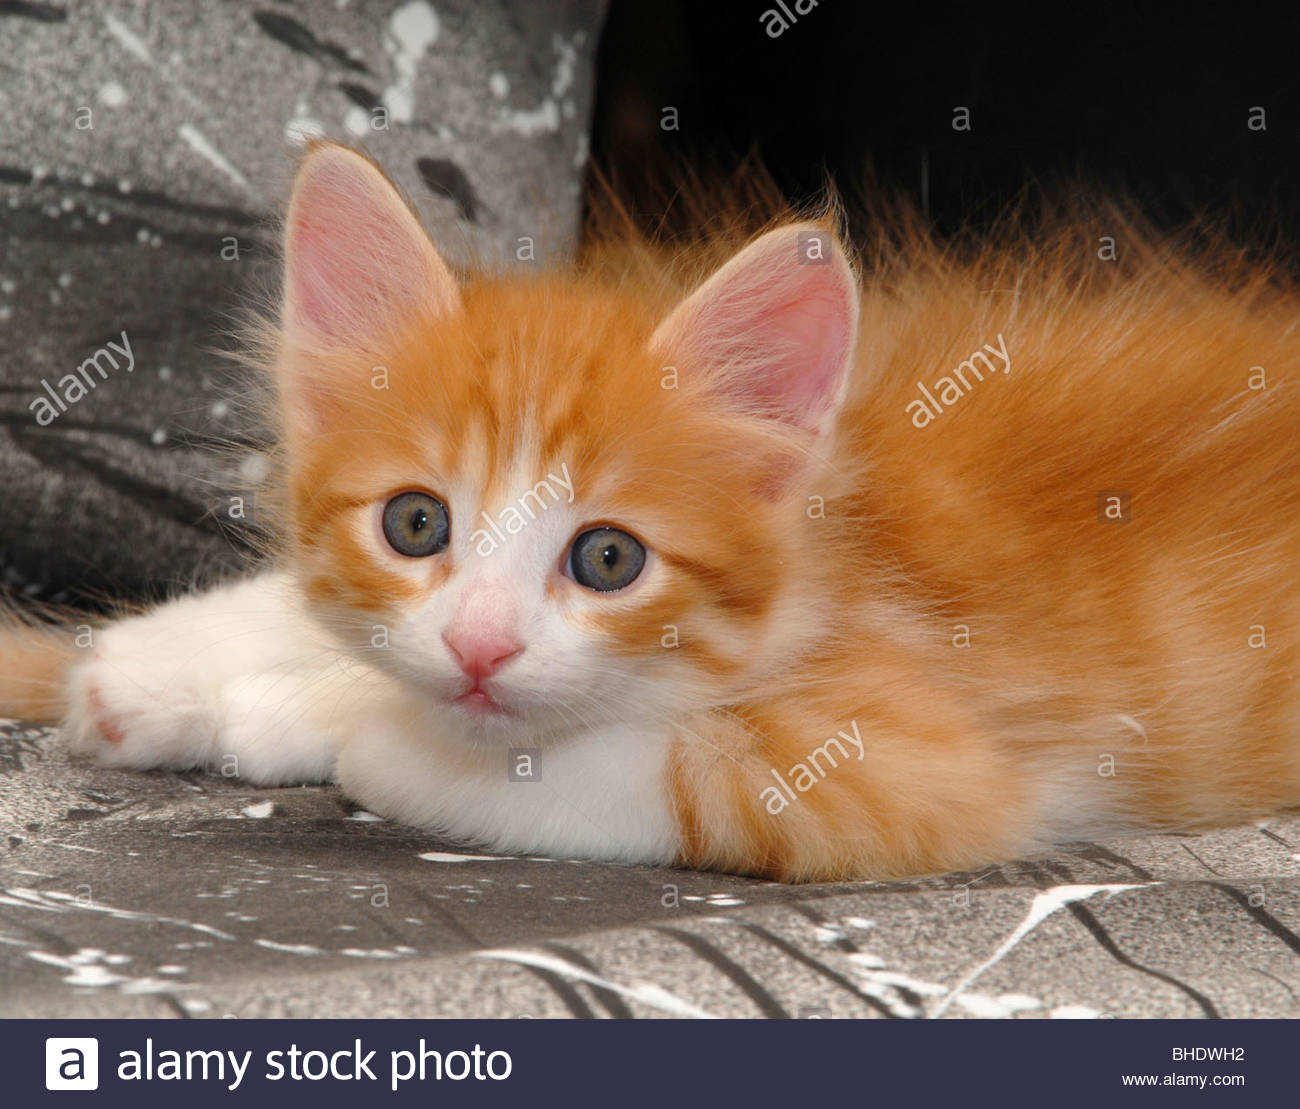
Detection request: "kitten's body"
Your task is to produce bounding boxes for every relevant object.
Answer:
[3,146,1299,881]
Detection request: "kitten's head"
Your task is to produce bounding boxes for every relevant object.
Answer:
[274,144,859,745]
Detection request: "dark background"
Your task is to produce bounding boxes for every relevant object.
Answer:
[591,0,1300,244]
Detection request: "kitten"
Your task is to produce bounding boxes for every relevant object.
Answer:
[3,143,1299,882]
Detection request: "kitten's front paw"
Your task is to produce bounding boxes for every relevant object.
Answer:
[63,630,221,771]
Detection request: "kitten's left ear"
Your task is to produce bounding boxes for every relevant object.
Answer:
[650,222,858,435]
[282,143,461,351]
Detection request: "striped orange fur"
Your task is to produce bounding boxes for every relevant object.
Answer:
[265,147,1300,880]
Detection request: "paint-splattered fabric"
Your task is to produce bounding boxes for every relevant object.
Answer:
[2,719,1298,1017]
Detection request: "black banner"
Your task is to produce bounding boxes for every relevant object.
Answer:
[6,1018,1287,1105]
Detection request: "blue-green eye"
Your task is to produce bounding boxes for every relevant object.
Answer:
[568,527,646,591]
[382,492,450,557]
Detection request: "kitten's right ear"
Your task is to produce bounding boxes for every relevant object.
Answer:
[282,143,460,352]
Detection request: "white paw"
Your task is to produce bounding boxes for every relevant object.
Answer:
[57,572,343,783]
[63,626,222,771]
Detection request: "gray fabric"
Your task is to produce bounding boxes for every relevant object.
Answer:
[0,0,602,606]
[3,721,1297,1018]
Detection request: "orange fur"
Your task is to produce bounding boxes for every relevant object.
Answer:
[277,152,1300,881]
[0,618,78,721]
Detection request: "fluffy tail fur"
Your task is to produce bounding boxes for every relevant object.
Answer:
[0,614,77,722]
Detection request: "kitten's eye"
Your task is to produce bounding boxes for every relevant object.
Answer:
[382,491,450,558]
[568,527,646,592]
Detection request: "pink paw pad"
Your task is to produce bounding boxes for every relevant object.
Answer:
[86,685,125,745]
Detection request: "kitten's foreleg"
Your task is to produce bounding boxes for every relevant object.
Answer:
[63,571,366,785]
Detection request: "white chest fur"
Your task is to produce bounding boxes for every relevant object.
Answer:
[334,708,681,865]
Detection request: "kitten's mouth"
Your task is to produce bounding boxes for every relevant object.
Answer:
[453,685,511,716]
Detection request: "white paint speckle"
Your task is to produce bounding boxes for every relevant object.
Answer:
[551,33,579,97]
[104,14,153,65]
[418,851,510,863]
[1051,1004,1103,1019]
[254,938,322,956]
[344,106,370,136]
[489,72,510,99]
[150,428,167,446]
[178,124,252,193]
[237,451,271,484]
[57,273,71,288]
[491,34,578,138]
[955,992,1042,1018]
[286,117,326,146]
[382,1,439,124]
[493,98,560,138]
[209,400,230,419]
[846,951,886,970]
[98,81,127,108]
[339,946,418,959]
[26,947,147,988]
[241,801,274,819]
[345,810,383,823]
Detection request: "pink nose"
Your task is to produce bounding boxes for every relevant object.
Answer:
[442,630,524,681]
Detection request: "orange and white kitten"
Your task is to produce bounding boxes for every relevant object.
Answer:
[4,143,1300,882]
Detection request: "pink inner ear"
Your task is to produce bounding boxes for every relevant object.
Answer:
[285,147,459,348]
[651,224,858,432]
